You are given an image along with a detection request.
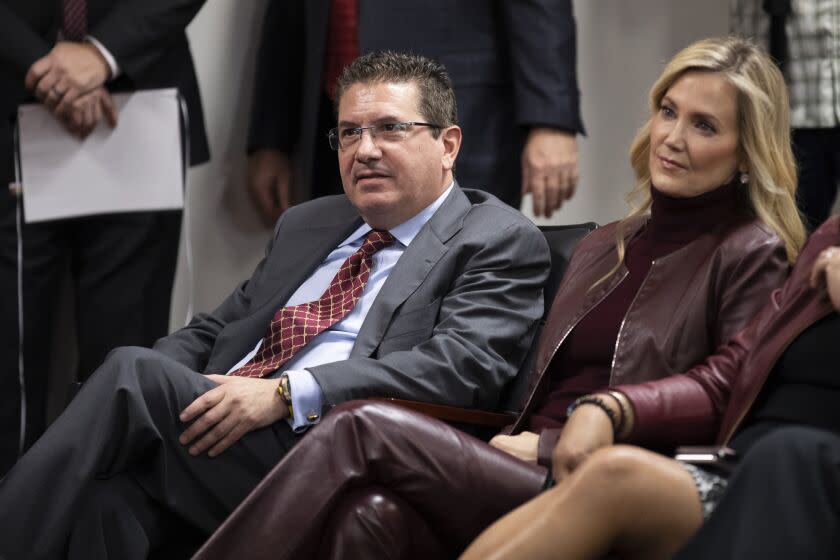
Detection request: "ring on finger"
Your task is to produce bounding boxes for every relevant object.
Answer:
[825,248,837,260]
[51,86,64,97]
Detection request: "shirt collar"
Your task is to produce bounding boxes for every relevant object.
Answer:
[339,182,455,248]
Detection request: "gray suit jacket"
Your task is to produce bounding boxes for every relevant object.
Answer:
[154,186,550,410]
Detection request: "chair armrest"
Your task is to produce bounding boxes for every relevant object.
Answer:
[370,398,516,428]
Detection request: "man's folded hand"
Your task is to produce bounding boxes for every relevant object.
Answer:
[26,41,111,114]
[178,375,289,458]
[56,86,118,138]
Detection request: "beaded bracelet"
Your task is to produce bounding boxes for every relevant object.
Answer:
[566,395,620,435]
[603,391,627,437]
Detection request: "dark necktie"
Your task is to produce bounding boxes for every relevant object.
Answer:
[62,0,87,42]
[322,0,359,99]
[229,230,395,378]
[763,0,791,74]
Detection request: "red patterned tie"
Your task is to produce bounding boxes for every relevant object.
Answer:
[62,0,87,42]
[230,230,395,378]
[322,0,359,99]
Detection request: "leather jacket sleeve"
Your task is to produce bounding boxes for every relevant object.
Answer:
[614,320,761,448]
[615,233,788,449]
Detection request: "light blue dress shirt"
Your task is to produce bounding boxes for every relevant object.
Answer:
[227,184,453,431]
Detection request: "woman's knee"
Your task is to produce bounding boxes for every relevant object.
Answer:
[574,445,655,489]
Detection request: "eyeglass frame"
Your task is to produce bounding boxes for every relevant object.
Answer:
[327,121,443,151]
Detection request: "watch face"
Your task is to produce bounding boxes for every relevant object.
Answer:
[279,375,292,404]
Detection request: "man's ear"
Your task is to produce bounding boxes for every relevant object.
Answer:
[441,125,462,172]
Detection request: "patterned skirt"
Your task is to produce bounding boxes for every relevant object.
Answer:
[678,462,730,520]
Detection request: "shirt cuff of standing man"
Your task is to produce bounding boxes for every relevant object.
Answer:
[85,35,120,79]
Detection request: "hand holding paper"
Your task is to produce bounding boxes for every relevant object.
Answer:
[17,89,183,223]
[26,41,111,113]
[57,87,119,138]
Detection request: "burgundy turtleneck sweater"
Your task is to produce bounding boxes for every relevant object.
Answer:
[528,181,741,432]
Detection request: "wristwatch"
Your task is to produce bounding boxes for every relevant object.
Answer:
[276,373,294,419]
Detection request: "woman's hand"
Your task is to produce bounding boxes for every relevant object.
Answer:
[489,431,540,463]
[810,246,840,311]
[551,404,615,483]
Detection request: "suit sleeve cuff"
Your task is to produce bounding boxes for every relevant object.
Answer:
[284,369,324,433]
[85,35,120,79]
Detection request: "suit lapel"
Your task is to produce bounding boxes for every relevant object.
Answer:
[256,221,361,313]
[208,200,363,371]
[351,186,471,357]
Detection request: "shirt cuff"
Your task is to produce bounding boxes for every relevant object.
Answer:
[283,369,324,433]
[85,35,120,79]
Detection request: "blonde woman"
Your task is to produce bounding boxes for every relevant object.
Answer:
[462,217,840,560]
[195,36,805,560]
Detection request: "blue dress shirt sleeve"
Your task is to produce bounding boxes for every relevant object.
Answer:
[283,369,324,432]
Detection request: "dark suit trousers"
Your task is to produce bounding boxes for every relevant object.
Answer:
[195,401,547,560]
[674,426,840,560]
[0,346,299,560]
[0,185,183,476]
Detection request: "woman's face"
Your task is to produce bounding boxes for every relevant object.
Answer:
[649,71,743,198]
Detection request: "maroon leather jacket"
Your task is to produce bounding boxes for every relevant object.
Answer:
[508,213,789,458]
[620,215,840,449]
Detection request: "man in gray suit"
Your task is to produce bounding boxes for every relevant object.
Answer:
[0,52,549,559]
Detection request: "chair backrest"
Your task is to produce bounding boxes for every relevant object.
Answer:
[498,222,598,412]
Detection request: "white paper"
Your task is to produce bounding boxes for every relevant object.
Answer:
[17,88,184,223]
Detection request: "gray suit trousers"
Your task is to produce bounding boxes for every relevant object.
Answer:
[0,346,298,560]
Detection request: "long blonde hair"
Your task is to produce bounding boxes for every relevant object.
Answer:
[607,36,805,281]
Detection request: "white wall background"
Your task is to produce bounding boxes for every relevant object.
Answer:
[523,0,729,225]
[171,0,732,327]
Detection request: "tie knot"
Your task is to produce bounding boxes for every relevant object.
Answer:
[361,229,395,255]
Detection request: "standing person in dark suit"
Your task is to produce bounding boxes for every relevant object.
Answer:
[0,52,550,559]
[0,0,210,477]
[731,0,840,231]
[246,0,585,224]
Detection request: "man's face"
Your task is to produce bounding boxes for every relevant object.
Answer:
[336,81,460,230]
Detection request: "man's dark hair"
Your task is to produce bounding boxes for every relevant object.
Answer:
[334,51,458,136]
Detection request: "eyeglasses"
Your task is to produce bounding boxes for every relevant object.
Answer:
[327,121,441,151]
